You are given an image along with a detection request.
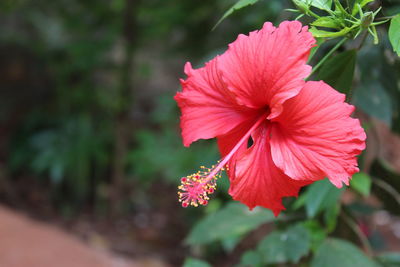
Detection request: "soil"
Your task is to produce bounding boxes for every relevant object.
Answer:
[0,205,169,267]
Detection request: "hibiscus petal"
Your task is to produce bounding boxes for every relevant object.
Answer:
[218,21,315,118]
[175,59,256,147]
[270,81,366,188]
[229,125,311,216]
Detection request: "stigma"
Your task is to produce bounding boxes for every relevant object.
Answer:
[177,164,227,207]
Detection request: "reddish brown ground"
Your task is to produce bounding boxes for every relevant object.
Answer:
[0,205,168,267]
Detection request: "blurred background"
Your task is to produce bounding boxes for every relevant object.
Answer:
[0,0,399,266]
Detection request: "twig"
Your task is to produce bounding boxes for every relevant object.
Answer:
[341,212,373,256]
[308,37,347,79]
[372,177,400,208]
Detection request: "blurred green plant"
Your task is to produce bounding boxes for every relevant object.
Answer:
[10,115,110,201]
[1,0,239,210]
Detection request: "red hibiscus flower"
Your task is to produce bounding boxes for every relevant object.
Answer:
[174,21,366,216]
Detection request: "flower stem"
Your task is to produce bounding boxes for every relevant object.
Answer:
[308,37,347,79]
[372,177,400,208]
[341,211,373,256]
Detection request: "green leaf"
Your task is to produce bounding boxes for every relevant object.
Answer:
[354,80,393,126]
[310,0,332,10]
[302,220,327,251]
[317,49,357,95]
[333,0,347,15]
[354,44,396,127]
[221,234,241,252]
[376,252,400,267]
[183,258,211,267]
[186,202,275,245]
[357,0,374,8]
[352,0,375,16]
[311,238,380,267]
[353,44,395,126]
[310,26,353,38]
[240,250,263,267]
[323,203,340,232]
[257,224,311,264]
[293,192,307,209]
[304,179,344,218]
[350,172,372,196]
[292,0,311,13]
[312,17,341,29]
[389,14,400,56]
[213,0,259,30]
[294,0,332,11]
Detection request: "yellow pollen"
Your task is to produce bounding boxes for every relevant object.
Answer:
[177,163,226,208]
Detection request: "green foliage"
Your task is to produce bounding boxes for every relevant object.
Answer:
[1,1,119,205]
[317,49,357,95]
[238,224,314,266]
[310,27,353,38]
[297,0,385,42]
[323,202,341,232]
[350,172,372,196]
[376,252,400,267]
[294,179,343,232]
[2,0,238,209]
[183,258,211,267]
[364,78,391,120]
[213,0,260,30]
[257,224,311,264]
[312,16,341,28]
[311,238,380,267]
[127,96,219,185]
[296,0,333,11]
[297,179,344,218]
[186,202,275,246]
[0,0,28,12]
[220,235,242,252]
[353,44,396,126]
[239,250,263,266]
[352,0,374,16]
[389,14,400,56]
[302,220,327,251]
[10,115,110,199]
[129,128,219,184]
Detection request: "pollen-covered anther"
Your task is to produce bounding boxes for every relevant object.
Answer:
[177,164,224,208]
